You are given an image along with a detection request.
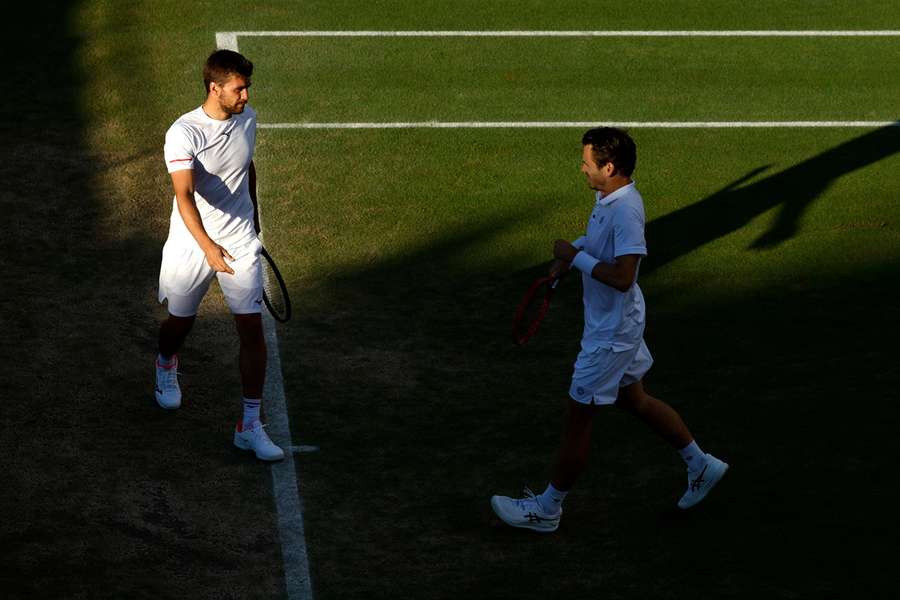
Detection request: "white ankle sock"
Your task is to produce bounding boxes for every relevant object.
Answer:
[242,398,261,427]
[678,441,708,470]
[537,483,567,514]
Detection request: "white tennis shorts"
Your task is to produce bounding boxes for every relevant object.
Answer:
[158,237,264,317]
[569,339,654,405]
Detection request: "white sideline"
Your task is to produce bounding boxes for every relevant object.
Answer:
[218,28,316,599]
[258,121,900,129]
[261,310,314,600]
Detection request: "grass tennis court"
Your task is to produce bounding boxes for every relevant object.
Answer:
[2,1,899,599]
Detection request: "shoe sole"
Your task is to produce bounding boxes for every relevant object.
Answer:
[678,461,729,509]
[234,434,285,462]
[490,496,560,532]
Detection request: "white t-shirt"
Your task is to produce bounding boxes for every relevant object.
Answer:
[575,182,648,353]
[163,105,258,255]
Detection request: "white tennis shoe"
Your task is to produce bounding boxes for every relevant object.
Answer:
[491,487,561,532]
[154,355,181,410]
[677,454,729,509]
[234,421,285,461]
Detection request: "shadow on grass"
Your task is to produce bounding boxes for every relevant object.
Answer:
[645,123,900,274]
[284,127,900,600]
[0,4,286,599]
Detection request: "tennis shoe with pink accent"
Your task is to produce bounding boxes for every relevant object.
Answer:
[491,487,561,532]
[677,454,729,509]
[234,421,285,461]
[154,355,181,410]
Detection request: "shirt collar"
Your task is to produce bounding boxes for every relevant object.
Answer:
[596,181,635,206]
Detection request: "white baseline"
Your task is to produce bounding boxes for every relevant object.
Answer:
[259,121,900,129]
[216,29,900,51]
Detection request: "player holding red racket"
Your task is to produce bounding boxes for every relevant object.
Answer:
[492,128,728,532]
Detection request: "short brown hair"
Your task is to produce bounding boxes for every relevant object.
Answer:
[203,49,253,94]
[581,127,637,177]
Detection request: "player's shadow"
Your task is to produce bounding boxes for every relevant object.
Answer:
[644,123,900,274]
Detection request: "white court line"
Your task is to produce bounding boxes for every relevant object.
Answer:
[220,25,315,597]
[220,29,900,39]
[216,29,900,51]
[259,121,900,129]
[261,309,314,600]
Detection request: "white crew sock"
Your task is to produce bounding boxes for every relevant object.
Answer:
[678,440,708,471]
[242,398,261,428]
[537,483,567,515]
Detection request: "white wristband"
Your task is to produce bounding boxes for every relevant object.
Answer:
[571,251,600,275]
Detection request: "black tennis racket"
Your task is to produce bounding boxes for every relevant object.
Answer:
[260,247,291,323]
[512,275,560,345]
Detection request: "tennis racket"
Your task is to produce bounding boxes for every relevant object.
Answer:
[511,275,560,345]
[260,247,291,323]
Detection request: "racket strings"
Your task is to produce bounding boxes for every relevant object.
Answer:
[260,249,291,322]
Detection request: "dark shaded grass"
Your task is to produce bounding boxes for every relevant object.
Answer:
[289,243,899,600]
[0,4,285,599]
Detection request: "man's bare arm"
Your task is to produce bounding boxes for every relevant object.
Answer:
[170,169,234,274]
[552,239,640,292]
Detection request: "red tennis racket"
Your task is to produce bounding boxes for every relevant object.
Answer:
[512,275,560,345]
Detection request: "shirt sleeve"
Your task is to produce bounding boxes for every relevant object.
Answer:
[612,203,647,257]
[164,123,197,173]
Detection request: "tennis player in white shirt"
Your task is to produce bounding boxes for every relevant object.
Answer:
[492,128,728,531]
[153,49,282,461]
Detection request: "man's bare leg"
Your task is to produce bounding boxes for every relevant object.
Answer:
[155,314,195,409]
[232,312,283,461]
[616,380,729,509]
[615,381,692,449]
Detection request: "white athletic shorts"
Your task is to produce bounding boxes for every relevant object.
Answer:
[569,339,654,405]
[158,237,264,317]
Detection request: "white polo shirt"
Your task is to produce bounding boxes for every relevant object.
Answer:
[574,182,648,353]
[163,105,258,255]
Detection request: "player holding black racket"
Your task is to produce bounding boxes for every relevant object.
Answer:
[153,49,284,462]
[493,128,729,532]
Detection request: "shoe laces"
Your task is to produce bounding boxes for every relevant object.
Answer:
[157,363,180,390]
[247,422,275,442]
[515,486,542,511]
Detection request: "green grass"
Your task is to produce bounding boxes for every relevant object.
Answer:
[2,1,899,599]
[249,36,900,122]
